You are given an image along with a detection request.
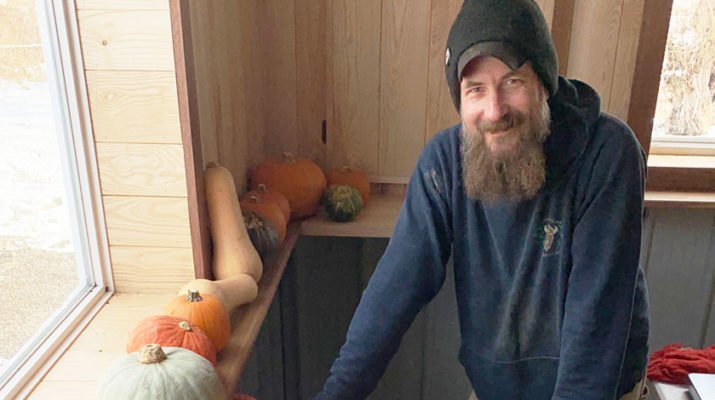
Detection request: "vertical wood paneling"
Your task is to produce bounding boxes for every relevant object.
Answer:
[566,0,623,110]
[296,0,328,168]
[259,1,299,158]
[378,0,431,178]
[424,0,462,141]
[608,0,645,121]
[644,209,715,350]
[188,1,265,192]
[78,10,175,71]
[86,71,181,144]
[329,0,382,174]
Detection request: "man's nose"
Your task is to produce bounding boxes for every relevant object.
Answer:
[482,91,507,122]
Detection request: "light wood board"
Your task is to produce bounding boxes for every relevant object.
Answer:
[86,70,181,144]
[103,196,191,247]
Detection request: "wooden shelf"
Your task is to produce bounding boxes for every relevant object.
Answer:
[300,192,404,238]
[216,222,301,398]
[645,191,715,208]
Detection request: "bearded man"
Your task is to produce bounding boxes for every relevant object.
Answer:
[315,0,649,399]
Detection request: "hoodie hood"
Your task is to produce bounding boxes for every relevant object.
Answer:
[542,76,601,190]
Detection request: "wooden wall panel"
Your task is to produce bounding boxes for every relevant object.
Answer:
[86,71,181,144]
[258,1,299,159]
[608,0,645,121]
[188,1,266,192]
[296,0,328,168]
[78,10,175,71]
[96,143,187,196]
[566,0,623,110]
[103,196,191,248]
[535,0,556,29]
[109,246,194,293]
[329,0,382,174]
[378,0,431,178]
[75,0,167,10]
[424,0,462,142]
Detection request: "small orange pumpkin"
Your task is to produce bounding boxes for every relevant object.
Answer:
[126,315,217,365]
[165,290,231,350]
[240,194,286,242]
[327,166,370,204]
[246,183,291,222]
[250,152,326,219]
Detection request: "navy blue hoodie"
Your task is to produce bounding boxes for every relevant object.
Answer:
[315,77,649,400]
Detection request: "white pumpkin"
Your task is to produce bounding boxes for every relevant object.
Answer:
[98,344,224,399]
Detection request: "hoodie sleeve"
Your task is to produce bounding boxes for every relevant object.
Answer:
[314,140,454,400]
[552,124,646,400]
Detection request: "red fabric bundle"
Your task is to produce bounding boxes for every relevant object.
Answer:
[647,343,715,384]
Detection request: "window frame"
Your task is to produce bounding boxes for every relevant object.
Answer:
[626,0,715,198]
[0,0,113,397]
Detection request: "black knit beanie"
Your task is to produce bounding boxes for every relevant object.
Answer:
[445,0,559,111]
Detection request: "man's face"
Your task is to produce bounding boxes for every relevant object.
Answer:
[459,55,551,203]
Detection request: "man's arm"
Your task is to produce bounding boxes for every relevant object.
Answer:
[314,145,454,400]
[552,125,646,400]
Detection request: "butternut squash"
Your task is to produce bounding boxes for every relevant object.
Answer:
[178,275,258,312]
[205,162,263,282]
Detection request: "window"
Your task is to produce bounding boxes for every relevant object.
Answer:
[651,0,715,155]
[0,0,111,397]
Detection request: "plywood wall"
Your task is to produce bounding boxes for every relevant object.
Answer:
[76,0,194,293]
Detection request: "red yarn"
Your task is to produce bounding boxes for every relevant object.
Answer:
[647,343,715,384]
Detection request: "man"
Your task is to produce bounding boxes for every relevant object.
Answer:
[315,0,649,399]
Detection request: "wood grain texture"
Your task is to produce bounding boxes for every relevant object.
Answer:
[627,0,673,156]
[103,196,191,247]
[171,0,211,279]
[96,143,187,196]
[258,0,298,159]
[75,0,168,10]
[188,1,265,193]
[296,0,328,169]
[379,0,431,177]
[551,0,575,75]
[86,70,181,144]
[78,10,174,70]
[608,0,645,121]
[109,246,194,293]
[424,0,462,141]
[566,0,623,109]
[329,0,382,174]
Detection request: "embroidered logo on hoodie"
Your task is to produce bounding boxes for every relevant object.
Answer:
[536,219,562,256]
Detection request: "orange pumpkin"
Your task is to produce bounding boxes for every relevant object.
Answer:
[234,395,257,400]
[327,166,370,204]
[126,315,217,365]
[250,152,326,219]
[165,290,231,350]
[240,194,286,242]
[246,183,291,222]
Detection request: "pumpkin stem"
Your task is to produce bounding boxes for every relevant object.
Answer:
[282,152,296,164]
[340,165,352,172]
[178,320,192,331]
[257,183,268,193]
[249,194,261,203]
[206,161,218,168]
[187,290,203,302]
[138,344,167,364]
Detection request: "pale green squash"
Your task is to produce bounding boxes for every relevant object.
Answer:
[98,344,224,400]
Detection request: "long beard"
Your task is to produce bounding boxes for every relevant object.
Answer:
[460,95,551,203]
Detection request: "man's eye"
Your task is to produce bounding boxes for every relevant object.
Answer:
[505,78,524,87]
[467,86,484,95]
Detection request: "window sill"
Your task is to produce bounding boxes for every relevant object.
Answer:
[644,155,715,207]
